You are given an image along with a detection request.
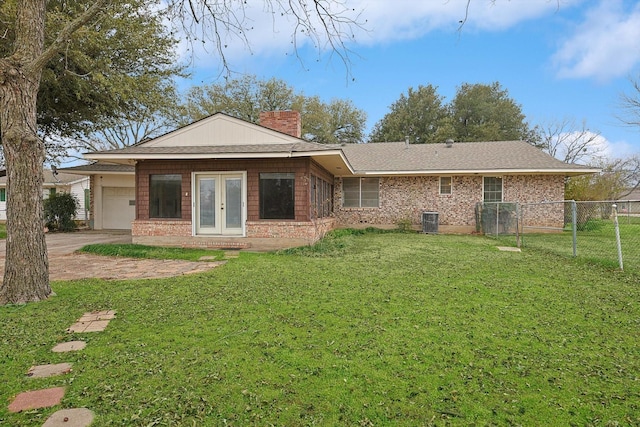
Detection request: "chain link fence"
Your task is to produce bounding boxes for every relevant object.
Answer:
[476,200,640,272]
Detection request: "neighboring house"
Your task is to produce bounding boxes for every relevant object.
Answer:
[0,170,90,222]
[83,111,598,247]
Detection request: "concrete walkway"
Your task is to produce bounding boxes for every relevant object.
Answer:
[0,230,224,281]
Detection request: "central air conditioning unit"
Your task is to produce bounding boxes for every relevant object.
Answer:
[422,211,439,234]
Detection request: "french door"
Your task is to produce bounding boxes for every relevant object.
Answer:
[194,173,245,235]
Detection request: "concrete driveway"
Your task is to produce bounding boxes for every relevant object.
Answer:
[0,230,224,281]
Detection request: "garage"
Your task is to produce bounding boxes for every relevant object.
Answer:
[102,187,136,229]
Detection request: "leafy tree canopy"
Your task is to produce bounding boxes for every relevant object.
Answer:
[0,0,184,161]
[370,82,538,144]
[181,75,367,144]
[368,85,447,144]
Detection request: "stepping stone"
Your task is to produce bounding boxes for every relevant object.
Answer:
[497,246,521,252]
[67,310,116,333]
[8,387,65,413]
[52,341,86,353]
[27,363,72,378]
[67,320,110,333]
[78,310,116,322]
[42,408,94,427]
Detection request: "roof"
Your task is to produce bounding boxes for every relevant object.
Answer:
[339,141,599,176]
[88,142,337,157]
[0,170,89,186]
[61,162,135,175]
[83,112,599,177]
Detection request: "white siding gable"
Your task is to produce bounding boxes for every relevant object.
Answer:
[142,114,299,148]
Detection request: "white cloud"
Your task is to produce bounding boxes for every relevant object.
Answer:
[353,0,584,43]
[552,0,640,81]
[171,0,588,73]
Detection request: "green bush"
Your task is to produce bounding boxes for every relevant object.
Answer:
[44,192,79,232]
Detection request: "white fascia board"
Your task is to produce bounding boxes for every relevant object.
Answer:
[344,168,601,176]
[290,150,355,173]
[86,152,293,161]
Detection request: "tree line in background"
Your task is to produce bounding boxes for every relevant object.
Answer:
[78,72,640,203]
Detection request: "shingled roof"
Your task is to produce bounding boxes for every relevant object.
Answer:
[83,112,598,177]
[340,141,598,176]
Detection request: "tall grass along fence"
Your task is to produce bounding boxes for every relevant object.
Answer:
[475,200,640,272]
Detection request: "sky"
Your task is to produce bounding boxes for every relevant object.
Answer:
[175,0,640,161]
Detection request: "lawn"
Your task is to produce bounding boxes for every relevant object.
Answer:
[1,231,639,426]
[504,217,640,272]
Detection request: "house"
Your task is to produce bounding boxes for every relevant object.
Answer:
[0,169,90,222]
[82,111,598,248]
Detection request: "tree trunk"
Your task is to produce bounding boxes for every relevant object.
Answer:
[0,74,50,305]
[0,0,50,305]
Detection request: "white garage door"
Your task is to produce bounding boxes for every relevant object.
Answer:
[102,187,136,229]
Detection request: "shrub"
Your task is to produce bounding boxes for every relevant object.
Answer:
[44,192,79,232]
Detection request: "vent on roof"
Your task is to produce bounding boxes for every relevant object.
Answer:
[445,139,454,148]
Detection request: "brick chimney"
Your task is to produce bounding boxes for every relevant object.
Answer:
[259,111,302,139]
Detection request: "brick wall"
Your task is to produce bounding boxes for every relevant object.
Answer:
[133,158,335,241]
[133,219,192,236]
[136,158,314,222]
[334,174,566,231]
[246,217,335,240]
[259,111,302,138]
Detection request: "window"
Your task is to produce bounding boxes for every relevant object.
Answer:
[483,176,503,202]
[260,173,295,219]
[150,174,182,218]
[343,177,379,208]
[311,175,334,218]
[439,177,452,195]
[0,188,5,202]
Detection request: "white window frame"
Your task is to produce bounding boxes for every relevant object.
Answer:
[439,176,452,195]
[483,176,503,202]
[342,177,379,208]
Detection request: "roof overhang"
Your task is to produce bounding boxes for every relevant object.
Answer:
[340,168,601,177]
[85,149,355,174]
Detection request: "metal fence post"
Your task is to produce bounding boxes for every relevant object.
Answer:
[571,200,577,257]
[515,202,521,248]
[612,204,624,271]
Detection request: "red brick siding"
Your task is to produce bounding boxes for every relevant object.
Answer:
[258,111,302,138]
[136,158,316,222]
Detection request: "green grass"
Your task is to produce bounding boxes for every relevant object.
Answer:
[508,219,640,272]
[2,231,639,426]
[0,223,6,239]
[78,243,225,261]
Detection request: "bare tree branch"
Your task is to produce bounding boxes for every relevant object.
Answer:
[539,117,604,164]
[617,75,640,128]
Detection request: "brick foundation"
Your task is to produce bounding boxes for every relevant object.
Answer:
[246,217,335,241]
[132,217,335,247]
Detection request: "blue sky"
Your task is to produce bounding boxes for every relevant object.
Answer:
[177,0,640,161]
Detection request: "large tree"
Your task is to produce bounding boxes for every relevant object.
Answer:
[369,82,537,144]
[368,85,448,143]
[0,0,183,164]
[0,0,361,305]
[182,75,367,143]
[450,82,538,143]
